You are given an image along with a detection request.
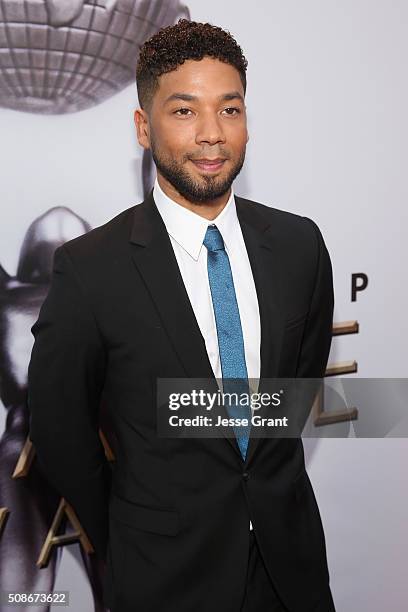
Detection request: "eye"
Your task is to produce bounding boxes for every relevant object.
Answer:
[222,107,241,116]
[174,108,193,116]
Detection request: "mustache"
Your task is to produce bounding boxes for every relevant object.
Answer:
[184,150,231,162]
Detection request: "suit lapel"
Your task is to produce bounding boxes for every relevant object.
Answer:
[235,197,285,381]
[235,197,286,465]
[128,191,214,381]
[128,191,284,464]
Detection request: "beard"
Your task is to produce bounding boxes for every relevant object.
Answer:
[150,137,246,204]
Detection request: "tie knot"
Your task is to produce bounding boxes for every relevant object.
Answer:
[203,224,225,252]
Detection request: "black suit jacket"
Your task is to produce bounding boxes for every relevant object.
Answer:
[28,191,335,612]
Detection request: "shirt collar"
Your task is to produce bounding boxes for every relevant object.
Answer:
[153,177,239,261]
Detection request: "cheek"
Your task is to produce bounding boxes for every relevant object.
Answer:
[228,128,248,156]
[157,119,196,152]
[224,120,247,142]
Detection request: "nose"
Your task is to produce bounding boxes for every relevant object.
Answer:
[195,111,226,146]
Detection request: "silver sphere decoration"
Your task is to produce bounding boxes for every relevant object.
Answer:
[0,0,189,114]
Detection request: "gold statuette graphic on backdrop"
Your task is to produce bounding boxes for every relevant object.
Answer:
[0,428,115,565]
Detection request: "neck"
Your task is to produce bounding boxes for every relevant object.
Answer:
[157,173,230,221]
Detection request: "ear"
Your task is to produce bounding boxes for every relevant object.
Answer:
[134,108,150,150]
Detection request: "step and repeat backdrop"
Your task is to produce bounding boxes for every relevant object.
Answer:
[0,1,407,611]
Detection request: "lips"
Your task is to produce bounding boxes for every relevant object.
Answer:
[191,159,226,173]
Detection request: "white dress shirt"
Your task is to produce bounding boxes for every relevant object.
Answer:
[153,178,260,530]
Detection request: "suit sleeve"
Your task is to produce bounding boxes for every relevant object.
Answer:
[296,218,334,378]
[27,244,111,560]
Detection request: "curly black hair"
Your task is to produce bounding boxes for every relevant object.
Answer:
[136,19,248,112]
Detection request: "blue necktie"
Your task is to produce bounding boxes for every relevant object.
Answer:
[203,224,251,460]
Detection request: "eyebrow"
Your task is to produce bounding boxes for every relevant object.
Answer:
[164,91,245,104]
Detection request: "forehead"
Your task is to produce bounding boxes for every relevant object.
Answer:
[156,57,244,99]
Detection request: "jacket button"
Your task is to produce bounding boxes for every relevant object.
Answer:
[242,471,250,481]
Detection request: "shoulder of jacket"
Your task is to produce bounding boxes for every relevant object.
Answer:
[235,194,320,238]
[59,202,139,261]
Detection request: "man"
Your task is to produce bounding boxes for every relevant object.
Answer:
[28,20,335,612]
